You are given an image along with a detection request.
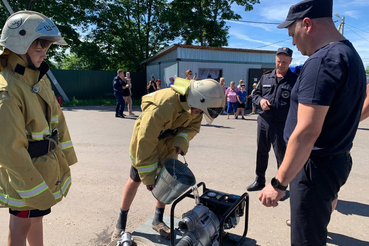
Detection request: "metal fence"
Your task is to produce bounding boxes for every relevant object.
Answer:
[50,69,146,100]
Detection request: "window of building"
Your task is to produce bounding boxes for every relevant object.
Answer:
[198,69,223,81]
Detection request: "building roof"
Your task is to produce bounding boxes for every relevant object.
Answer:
[141,44,276,64]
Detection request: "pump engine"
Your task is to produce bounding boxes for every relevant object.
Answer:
[170,182,249,246]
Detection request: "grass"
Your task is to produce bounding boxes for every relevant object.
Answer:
[62,97,141,107]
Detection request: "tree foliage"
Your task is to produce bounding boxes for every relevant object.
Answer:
[164,0,260,46]
[0,0,260,71]
[0,0,97,66]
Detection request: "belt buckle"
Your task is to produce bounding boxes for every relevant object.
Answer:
[46,129,59,154]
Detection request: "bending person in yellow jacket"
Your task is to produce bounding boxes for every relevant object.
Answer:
[0,11,77,246]
[112,77,225,240]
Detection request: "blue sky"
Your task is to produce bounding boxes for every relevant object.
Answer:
[226,0,369,67]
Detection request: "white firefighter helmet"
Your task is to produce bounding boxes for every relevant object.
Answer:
[0,10,67,55]
[187,79,225,124]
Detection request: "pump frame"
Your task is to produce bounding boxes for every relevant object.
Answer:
[170,182,249,246]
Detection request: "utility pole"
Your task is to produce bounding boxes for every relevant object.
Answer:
[335,13,345,35]
[1,0,70,102]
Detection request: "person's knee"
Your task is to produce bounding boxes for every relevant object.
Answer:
[9,215,32,237]
[125,177,141,190]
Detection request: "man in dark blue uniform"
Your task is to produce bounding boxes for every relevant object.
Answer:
[247,47,297,191]
[113,69,126,118]
[259,0,366,245]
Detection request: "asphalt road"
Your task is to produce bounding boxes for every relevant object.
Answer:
[0,105,368,246]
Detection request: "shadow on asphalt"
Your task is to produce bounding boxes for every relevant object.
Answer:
[335,200,369,217]
[327,232,369,246]
[357,127,369,131]
[62,105,116,112]
[201,124,233,129]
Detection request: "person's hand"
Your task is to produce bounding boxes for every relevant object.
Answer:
[258,184,285,207]
[146,184,155,191]
[260,99,271,111]
[172,146,183,155]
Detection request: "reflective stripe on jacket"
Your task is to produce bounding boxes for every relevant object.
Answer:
[129,88,202,185]
[0,53,78,211]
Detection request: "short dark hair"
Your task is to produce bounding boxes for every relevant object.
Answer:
[117,69,123,75]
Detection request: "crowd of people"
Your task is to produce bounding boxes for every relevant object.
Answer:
[1,0,368,245]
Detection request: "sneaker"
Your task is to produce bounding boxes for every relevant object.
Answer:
[235,115,238,119]
[250,112,255,115]
[151,222,170,240]
[111,228,124,241]
[242,116,245,119]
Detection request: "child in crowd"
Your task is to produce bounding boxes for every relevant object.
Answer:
[236,84,248,119]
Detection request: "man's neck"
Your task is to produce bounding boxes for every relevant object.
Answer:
[276,70,287,77]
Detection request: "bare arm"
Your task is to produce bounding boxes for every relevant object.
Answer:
[259,103,329,207]
[360,84,369,121]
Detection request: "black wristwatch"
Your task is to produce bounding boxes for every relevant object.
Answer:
[271,177,288,191]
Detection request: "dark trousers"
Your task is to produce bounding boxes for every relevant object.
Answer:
[290,152,352,246]
[114,93,125,116]
[255,115,286,184]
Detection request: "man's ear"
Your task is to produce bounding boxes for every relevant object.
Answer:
[302,17,313,33]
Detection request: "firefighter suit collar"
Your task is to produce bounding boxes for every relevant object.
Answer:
[7,52,49,86]
[177,93,191,114]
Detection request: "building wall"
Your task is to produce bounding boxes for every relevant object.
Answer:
[149,49,178,63]
[162,62,177,88]
[177,47,275,64]
[146,64,159,82]
[145,46,276,91]
[178,61,264,88]
[147,61,178,88]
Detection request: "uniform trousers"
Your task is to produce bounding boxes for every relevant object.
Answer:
[290,152,352,246]
[114,93,125,116]
[255,115,286,184]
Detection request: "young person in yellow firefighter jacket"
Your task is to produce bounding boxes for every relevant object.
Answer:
[0,11,77,246]
[112,77,225,241]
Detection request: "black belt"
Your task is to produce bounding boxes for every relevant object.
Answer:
[310,151,350,160]
[28,129,59,158]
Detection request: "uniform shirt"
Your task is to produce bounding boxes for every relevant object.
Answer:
[252,69,297,122]
[284,40,366,156]
[113,76,124,95]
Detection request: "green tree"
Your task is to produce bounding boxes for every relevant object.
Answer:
[366,66,369,74]
[83,0,170,71]
[164,0,260,46]
[0,0,98,65]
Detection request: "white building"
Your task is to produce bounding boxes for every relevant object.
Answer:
[141,44,276,92]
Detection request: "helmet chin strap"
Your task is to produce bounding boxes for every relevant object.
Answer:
[26,53,38,70]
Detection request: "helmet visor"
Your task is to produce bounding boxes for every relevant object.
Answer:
[207,107,224,119]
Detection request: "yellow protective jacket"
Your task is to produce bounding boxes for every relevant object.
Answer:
[0,53,77,211]
[129,87,202,185]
